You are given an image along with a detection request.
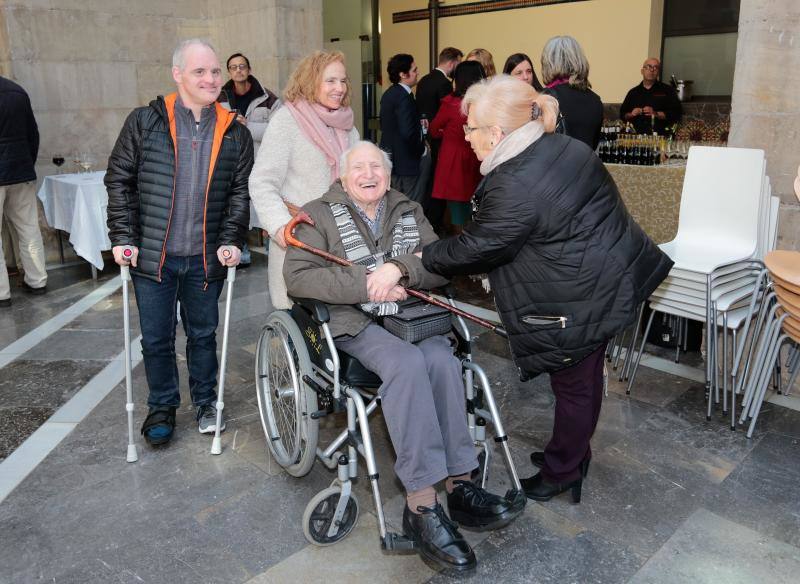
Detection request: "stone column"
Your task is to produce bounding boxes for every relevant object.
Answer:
[729,0,800,250]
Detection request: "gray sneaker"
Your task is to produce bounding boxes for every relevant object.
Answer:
[197,403,225,434]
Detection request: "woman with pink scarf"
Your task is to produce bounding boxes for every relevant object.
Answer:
[249,50,359,309]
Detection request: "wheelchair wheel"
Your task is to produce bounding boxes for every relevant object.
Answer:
[302,485,359,546]
[255,310,319,477]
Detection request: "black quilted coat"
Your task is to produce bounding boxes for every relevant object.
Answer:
[105,94,253,283]
[423,133,673,380]
[0,76,39,186]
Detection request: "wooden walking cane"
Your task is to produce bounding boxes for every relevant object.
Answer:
[284,212,508,338]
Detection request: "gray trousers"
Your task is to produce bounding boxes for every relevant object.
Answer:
[335,324,477,492]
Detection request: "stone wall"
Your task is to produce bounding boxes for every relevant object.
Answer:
[0,0,322,264]
[729,0,800,251]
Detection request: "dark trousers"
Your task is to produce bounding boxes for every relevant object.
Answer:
[391,149,432,205]
[132,254,224,408]
[541,343,607,483]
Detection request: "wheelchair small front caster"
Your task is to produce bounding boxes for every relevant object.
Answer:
[302,485,359,546]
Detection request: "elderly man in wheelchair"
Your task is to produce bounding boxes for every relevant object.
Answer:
[256,141,524,572]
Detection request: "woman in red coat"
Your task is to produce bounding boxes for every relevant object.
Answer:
[429,61,486,228]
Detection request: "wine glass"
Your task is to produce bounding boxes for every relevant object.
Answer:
[78,151,94,173]
[52,154,65,172]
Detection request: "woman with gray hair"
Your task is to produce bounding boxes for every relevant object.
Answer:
[420,75,672,504]
[284,140,523,572]
[540,35,603,149]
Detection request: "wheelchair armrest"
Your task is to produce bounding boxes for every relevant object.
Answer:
[291,297,331,325]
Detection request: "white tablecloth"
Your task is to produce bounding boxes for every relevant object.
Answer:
[37,171,110,270]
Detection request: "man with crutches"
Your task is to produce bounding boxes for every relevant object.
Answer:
[105,39,253,448]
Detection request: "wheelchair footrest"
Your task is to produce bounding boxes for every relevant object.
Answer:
[381,532,417,552]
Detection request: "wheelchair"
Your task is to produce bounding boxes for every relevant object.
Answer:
[254,293,524,550]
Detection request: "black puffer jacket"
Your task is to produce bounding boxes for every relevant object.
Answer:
[0,76,39,186]
[105,94,253,283]
[423,133,672,380]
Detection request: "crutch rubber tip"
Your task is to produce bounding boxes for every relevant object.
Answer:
[211,437,222,455]
[706,415,711,421]
[126,444,138,463]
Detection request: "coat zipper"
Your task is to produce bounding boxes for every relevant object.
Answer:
[201,111,237,287]
[521,315,568,328]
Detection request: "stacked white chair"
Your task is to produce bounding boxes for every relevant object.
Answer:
[626,146,774,425]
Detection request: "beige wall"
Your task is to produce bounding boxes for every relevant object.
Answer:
[379,0,664,103]
[0,0,322,263]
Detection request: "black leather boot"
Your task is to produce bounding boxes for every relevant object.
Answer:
[402,503,476,572]
[447,480,525,531]
[530,451,591,477]
[520,472,582,503]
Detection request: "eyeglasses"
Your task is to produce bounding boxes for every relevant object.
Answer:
[228,64,249,71]
[463,124,488,135]
[643,64,660,71]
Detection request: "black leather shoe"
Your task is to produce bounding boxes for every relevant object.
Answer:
[520,472,582,503]
[447,480,524,531]
[0,298,10,308]
[402,503,476,572]
[22,282,46,295]
[530,451,591,477]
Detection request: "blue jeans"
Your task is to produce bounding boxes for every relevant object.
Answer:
[132,255,224,408]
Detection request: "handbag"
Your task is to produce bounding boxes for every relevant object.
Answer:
[382,299,452,343]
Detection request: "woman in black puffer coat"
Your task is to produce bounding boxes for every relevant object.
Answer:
[422,75,672,504]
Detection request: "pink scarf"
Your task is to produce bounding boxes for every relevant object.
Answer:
[545,77,570,89]
[285,100,354,180]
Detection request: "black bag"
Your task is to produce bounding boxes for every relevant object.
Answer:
[382,299,452,343]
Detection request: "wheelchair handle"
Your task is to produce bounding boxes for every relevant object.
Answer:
[284,213,509,338]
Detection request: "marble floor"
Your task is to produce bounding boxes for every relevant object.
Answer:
[1,254,799,583]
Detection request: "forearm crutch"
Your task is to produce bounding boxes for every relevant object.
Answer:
[211,251,236,455]
[285,213,508,338]
[120,246,138,463]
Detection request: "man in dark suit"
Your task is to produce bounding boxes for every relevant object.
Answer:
[379,54,428,204]
[416,47,462,123]
[414,47,462,231]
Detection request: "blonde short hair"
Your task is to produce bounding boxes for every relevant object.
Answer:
[462,74,559,134]
[466,48,496,77]
[283,50,352,107]
[540,36,591,90]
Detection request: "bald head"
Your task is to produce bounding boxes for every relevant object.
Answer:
[641,57,661,86]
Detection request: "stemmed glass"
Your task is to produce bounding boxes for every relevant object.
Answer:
[52,154,65,172]
[79,153,94,173]
[73,151,94,173]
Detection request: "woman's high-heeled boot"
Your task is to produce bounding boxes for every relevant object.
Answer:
[529,451,590,478]
[519,473,582,503]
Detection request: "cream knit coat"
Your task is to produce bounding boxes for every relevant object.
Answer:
[249,106,359,309]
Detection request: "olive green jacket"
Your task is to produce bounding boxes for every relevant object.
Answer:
[283,180,448,337]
